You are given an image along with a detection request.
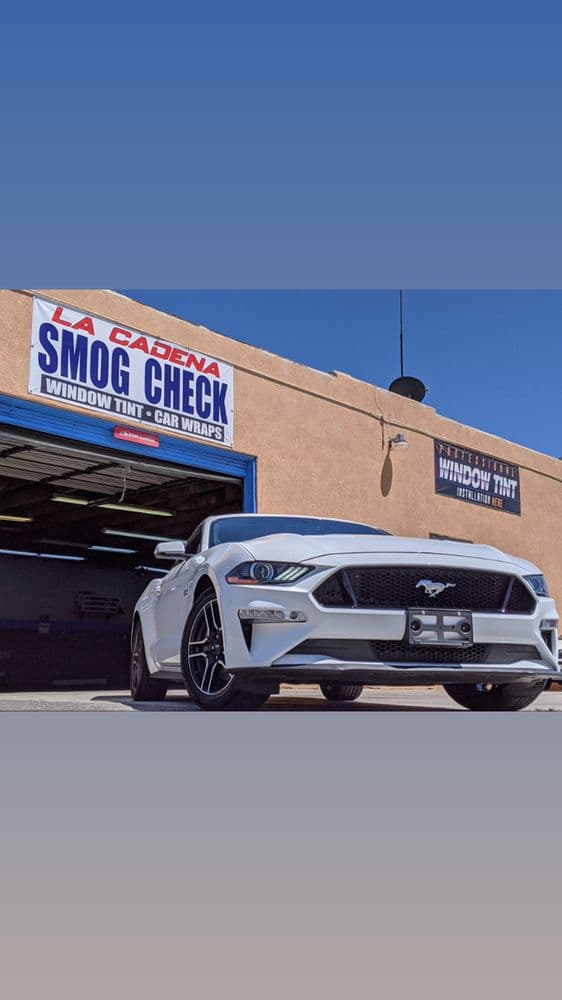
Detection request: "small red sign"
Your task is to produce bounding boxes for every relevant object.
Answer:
[114,426,160,449]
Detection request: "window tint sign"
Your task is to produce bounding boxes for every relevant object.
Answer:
[29,297,235,446]
[434,438,521,515]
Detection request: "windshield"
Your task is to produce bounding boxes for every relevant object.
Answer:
[209,515,390,547]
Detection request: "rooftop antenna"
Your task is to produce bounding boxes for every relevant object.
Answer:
[388,290,428,402]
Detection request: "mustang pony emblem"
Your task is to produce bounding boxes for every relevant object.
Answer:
[416,579,456,598]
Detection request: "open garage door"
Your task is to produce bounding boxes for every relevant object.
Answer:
[0,426,244,688]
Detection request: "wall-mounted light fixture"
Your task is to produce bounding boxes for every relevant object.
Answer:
[389,432,408,450]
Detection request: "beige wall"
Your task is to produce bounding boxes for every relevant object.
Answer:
[1,288,561,607]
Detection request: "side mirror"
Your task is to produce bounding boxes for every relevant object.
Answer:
[154,540,187,561]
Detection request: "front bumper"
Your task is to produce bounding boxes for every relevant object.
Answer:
[220,573,560,686]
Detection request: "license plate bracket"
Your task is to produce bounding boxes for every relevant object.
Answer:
[407,608,474,647]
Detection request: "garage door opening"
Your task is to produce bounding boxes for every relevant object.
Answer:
[0,426,244,689]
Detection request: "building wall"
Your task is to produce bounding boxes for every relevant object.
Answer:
[0,288,560,607]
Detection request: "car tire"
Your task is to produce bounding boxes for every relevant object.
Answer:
[130,622,168,702]
[181,591,270,711]
[443,680,546,712]
[320,683,364,702]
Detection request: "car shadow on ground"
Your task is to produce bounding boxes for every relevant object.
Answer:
[93,695,198,711]
[93,693,455,712]
[264,697,454,712]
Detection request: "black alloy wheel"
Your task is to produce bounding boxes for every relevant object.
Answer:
[181,592,269,711]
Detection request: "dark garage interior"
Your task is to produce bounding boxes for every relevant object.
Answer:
[0,426,243,688]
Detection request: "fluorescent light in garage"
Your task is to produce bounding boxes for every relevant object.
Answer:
[98,503,173,517]
[52,496,173,517]
[0,514,33,523]
[0,548,85,561]
[103,529,174,542]
[52,495,89,506]
[0,549,38,557]
[89,545,137,554]
[40,553,86,561]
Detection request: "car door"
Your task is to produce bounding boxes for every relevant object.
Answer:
[153,529,204,668]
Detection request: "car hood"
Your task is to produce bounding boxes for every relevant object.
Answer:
[241,533,540,574]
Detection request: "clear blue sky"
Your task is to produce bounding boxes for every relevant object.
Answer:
[119,291,561,458]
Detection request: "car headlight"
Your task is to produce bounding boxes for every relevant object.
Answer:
[226,562,316,585]
[524,574,550,598]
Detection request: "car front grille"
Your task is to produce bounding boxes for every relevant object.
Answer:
[291,639,540,665]
[313,566,536,615]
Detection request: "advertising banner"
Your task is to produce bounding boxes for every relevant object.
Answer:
[434,438,521,515]
[29,297,235,446]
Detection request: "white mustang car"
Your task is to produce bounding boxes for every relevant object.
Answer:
[130,513,559,711]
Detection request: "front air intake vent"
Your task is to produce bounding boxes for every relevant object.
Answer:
[240,619,253,652]
[314,567,536,615]
[291,639,540,665]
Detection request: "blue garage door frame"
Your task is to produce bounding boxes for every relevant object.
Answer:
[0,393,257,512]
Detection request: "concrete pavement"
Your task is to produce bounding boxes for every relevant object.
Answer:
[1,684,561,710]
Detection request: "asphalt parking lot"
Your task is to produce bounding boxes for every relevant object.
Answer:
[1,684,561,711]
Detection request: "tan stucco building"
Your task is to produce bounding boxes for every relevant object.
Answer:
[0,288,560,637]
